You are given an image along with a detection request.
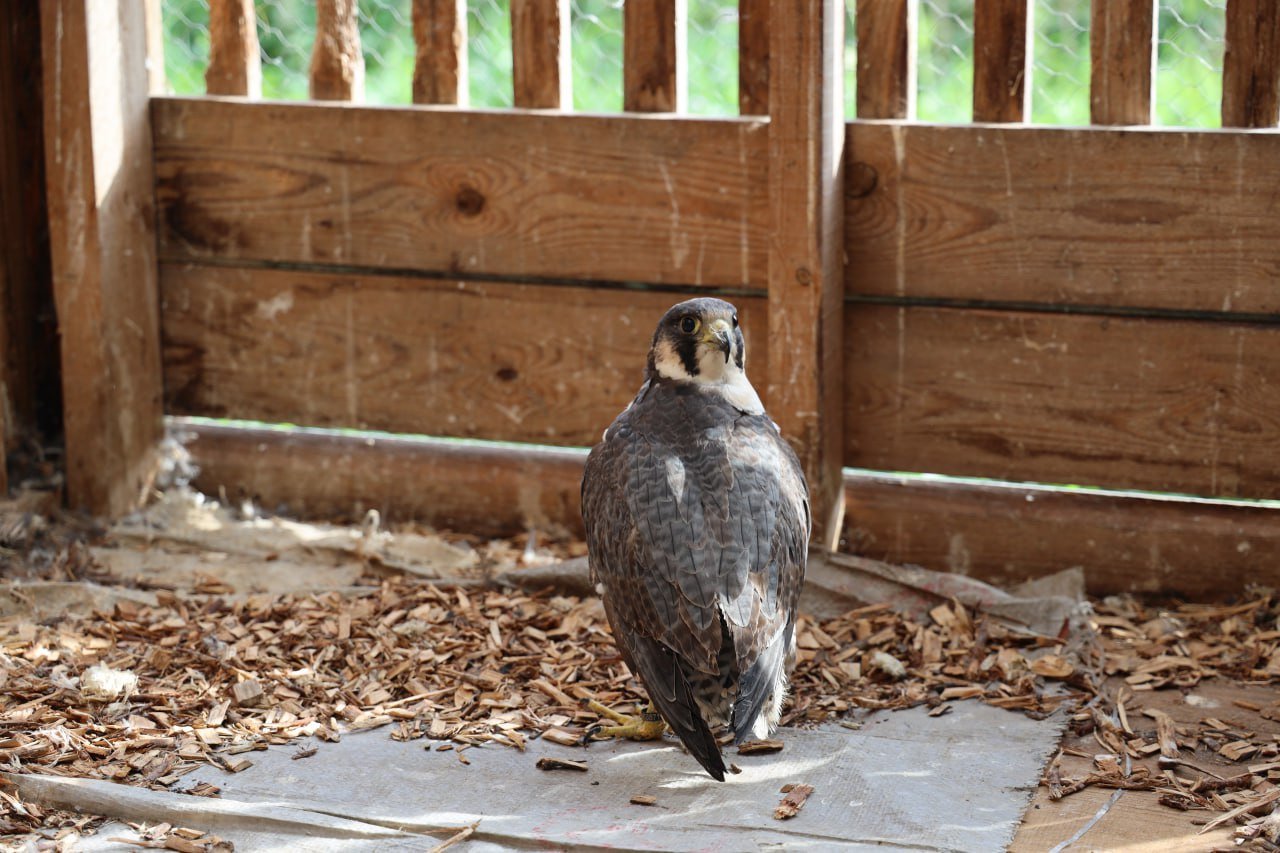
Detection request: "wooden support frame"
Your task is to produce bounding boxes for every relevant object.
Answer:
[511,0,569,109]
[973,0,1031,122]
[311,0,364,101]
[1222,0,1280,128]
[181,421,1280,598]
[768,0,845,546]
[413,0,467,106]
[624,0,687,112]
[855,0,915,118]
[1090,0,1157,125]
[206,0,261,97]
[40,0,164,515]
[738,0,769,115]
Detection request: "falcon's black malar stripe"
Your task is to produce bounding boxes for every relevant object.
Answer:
[675,333,701,377]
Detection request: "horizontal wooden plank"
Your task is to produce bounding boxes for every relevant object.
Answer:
[843,472,1280,597]
[845,122,1280,314]
[844,305,1280,499]
[182,420,1280,596]
[180,420,588,536]
[153,98,769,288]
[160,264,769,445]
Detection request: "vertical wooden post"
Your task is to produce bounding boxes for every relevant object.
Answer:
[1090,0,1156,125]
[511,0,569,108]
[1222,0,1280,128]
[413,0,467,106]
[40,0,164,516]
[624,0,686,112]
[1,1,57,494]
[768,0,845,547]
[973,0,1031,122]
[311,0,364,101]
[207,0,262,97]
[855,0,915,118]
[739,0,769,115]
[143,0,166,94]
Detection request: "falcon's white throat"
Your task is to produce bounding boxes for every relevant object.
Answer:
[653,332,765,416]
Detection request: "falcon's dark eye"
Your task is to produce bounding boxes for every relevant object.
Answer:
[680,316,699,334]
[732,314,739,328]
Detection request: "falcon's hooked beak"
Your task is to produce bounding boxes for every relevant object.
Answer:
[702,318,733,364]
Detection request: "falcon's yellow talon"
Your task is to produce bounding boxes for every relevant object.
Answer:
[584,702,666,741]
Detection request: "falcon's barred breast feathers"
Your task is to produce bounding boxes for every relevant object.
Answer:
[581,298,811,780]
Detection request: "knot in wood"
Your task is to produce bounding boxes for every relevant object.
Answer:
[794,266,813,286]
[847,162,878,199]
[455,185,486,217]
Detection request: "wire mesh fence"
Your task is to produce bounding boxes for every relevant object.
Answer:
[161,0,1229,126]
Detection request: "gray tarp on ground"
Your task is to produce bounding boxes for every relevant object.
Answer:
[5,490,1083,851]
[11,699,1063,852]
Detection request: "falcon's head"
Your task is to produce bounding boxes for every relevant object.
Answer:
[646,298,763,413]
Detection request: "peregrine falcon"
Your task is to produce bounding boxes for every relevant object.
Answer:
[581,297,810,780]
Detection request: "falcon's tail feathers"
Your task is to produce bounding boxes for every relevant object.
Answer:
[642,645,727,781]
[731,620,791,744]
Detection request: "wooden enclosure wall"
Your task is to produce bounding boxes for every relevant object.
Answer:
[0,2,58,492]
[36,0,1280,596]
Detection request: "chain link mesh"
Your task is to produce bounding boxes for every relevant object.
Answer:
[162,1,1227,125]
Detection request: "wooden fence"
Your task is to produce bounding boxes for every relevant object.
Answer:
[8,0,1280,597]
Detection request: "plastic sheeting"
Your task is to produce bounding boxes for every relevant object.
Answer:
[11,699,1063,852]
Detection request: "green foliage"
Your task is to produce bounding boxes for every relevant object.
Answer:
[161,0,1227,127]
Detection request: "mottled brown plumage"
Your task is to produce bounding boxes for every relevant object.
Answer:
[581,298,810,780]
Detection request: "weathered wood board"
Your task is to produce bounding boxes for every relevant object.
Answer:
[0,0,56,462]
[855,0,914,119]
[160,264,769,446]
[152,99,769,288]
[41,0,164,515]
[623,0,684,112]
[843,472,1280,598]
[1089,0,1155,125]
[972,0,1029,123]
[181,420,1280,595]
[182,420,588,535]
[1222,0,1280,128]
[767,0,846,543]
[844,305,1280,499]
[845,122,1280,314]
[511,0,568,109]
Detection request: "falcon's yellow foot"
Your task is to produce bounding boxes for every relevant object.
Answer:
[581,700,666,743]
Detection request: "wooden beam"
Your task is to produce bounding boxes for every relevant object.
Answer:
[855,0,914,118]
[143,0,166,94]
[844,122,1280,314]
[768,0,845,546]
[413,0,466,105]
[1089,0,1156,125]
[40,0,164,516]
[511,0,568,109]
[160,265,770,446]
[310,0,363,101]
[206,0,261,97]
[738,0,768,115]
[624,0,686,112]
[845,305,1280,500]
[152,99,770,288]
[973,0,1030,122]
[1,0,57,470]
[181,421,1280,598]
[843,472,1280,598]
[181,420,589,536]
[1222,0,1280,128]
